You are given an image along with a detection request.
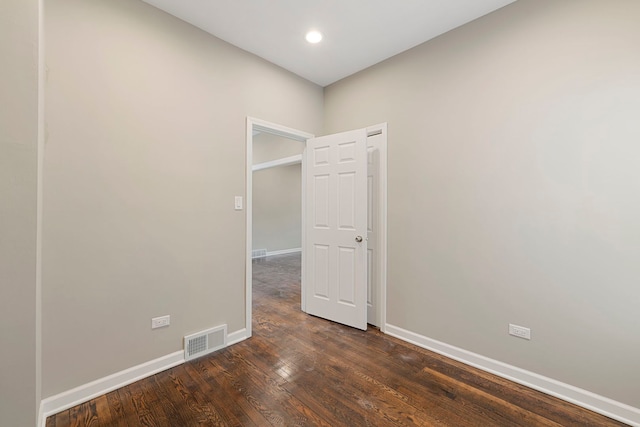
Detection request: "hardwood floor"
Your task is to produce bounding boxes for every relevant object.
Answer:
[46,253,627,426]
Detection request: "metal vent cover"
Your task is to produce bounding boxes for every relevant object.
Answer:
[184,324,227,361]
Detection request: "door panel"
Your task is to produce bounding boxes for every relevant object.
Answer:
[313,175,330,227]
[338,246,356,304]
[338,172,356,228]
[304,129,368,330]
[312,244,330,299]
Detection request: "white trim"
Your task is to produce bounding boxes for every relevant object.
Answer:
[366,123,387,331]
[300,138,307,312]
[267,247,302,257]
[246,117,314,338]
[251,118,313,142]
[40,351,185,425]
[39,328,250,426]
[246,118,253,338]
[385,324,640,427]
[227,328,249,346]
[36,0,45,425]
[38,401,43,427]
[253,154,302,172]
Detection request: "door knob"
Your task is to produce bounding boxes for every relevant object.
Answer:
[355,235,363,243]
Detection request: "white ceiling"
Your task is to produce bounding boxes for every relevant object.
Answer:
[141,0,517,87]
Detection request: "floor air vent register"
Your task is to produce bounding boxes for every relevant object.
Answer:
[184,324,227,361]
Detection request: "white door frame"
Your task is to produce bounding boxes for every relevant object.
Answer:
[245,117,387,337]
[246,117,313,338]
[366,123,388,329]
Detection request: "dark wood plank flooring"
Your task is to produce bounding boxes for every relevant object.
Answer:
[47,253,627,426]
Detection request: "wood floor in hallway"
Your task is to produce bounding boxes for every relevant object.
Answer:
[46,253,627,426]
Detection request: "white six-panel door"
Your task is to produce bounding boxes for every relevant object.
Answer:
[304,129,368,330]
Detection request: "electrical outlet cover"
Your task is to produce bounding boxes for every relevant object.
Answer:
[509,323,531,340]
[152,315,170,329]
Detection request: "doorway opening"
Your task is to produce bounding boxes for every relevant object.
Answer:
[252,132,305,260]
[245,117,387,337]
[246,118,313,338]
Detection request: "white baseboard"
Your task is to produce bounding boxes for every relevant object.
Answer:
[267,247,301,257]
[39,328,250,427]
[40,350,184,426]
[385,324,640,427]
[227,327,249,346]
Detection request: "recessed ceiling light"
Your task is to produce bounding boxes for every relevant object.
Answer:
[305,30,323,44]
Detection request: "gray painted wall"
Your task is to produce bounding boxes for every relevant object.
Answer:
[7,0,638,421]
[253,132,304,253]
[324,0,640,408]
[43,0,322,398]
[0,0,40,425]
[253,165,302,253]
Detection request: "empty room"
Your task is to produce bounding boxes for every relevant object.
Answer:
[2,0,640,426]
